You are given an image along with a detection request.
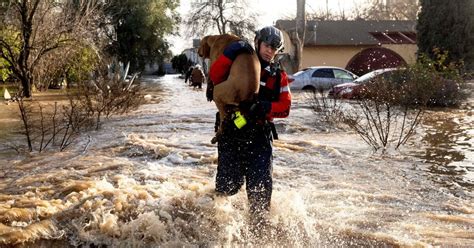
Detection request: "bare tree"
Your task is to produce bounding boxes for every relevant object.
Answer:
[341,98,424,151]
[310,57,464,151]
[306,0,419,21]
[307,8,346,21]
[75,66,144,130]
[14,63,144,153]
[185,0,257,39]
[310,75,426,152]
[0,0,103,97]
[33,46,76,91]
[356,0,420,20]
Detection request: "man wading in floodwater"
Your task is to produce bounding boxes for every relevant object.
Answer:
[208,26,291,226]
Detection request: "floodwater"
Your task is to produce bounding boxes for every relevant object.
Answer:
[0,75,472,247]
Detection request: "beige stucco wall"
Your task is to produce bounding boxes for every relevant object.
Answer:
[279,30,418,71]
[381,44,418,64]
[301,46,372,68]
[300,44,418,69]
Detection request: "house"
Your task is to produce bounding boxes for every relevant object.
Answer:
[275,20,417,75]
[182,48,202,66]
[182,38,209,72]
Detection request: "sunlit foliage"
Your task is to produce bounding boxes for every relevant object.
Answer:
[104,0,180,72]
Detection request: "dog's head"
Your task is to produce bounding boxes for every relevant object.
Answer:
[198,35,217,59]
[198,34,240,62]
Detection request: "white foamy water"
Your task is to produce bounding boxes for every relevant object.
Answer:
[0,75,473,247]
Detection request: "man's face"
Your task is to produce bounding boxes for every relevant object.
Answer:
[258,41,278,62]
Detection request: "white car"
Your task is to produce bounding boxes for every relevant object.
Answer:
[288,66,358,91]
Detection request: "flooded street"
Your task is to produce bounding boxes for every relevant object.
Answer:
[409,107,474,190]
[0,75,473,247]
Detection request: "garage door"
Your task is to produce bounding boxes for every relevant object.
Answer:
[346,47,407,76]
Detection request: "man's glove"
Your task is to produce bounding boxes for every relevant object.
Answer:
[239,100,271,121]
[223,41,254,60]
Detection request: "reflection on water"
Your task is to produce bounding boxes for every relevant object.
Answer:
[0,102,21,158]
[410,102,474,189]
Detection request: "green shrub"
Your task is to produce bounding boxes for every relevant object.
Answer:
[66,46,100,84]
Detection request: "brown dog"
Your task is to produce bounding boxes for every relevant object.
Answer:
[198,34,260,143]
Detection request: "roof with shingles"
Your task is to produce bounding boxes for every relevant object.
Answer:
[275,20,417,46]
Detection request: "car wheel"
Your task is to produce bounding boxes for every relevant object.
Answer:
[302,86,316,93]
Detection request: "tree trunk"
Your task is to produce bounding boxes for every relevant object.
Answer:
[17,0,38,98]
[218,0,226,34]
[17,98,33,151]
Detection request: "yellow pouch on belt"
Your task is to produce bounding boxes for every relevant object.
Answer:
[233,111,247,129]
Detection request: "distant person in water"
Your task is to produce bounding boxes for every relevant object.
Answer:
[190,65,205,89]
[184,65,194,84]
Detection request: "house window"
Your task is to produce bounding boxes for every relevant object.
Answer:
[312,69,334,78]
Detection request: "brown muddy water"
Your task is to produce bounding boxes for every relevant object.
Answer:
[0,76,472,247]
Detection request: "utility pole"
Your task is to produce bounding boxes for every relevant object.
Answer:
[326,0,329,19]
[293,0,306,72]
[385,0,391,18]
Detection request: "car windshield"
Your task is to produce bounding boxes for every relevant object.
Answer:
[354,68,397,84]
[293,71,304,76]
[293,69,310,76]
